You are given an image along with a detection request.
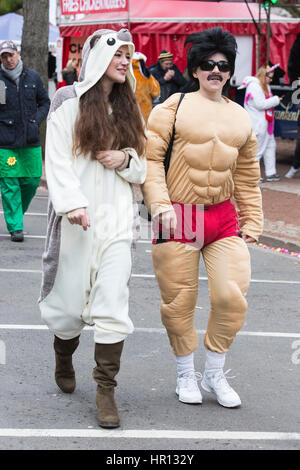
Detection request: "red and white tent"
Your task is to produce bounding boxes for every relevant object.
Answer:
[59,0,300,84]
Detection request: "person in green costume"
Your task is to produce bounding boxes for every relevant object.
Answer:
[0,40,50,242]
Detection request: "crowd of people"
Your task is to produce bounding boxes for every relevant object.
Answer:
[55,35,299,183]
[0,27,299,430]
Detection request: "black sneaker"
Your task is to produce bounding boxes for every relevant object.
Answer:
[266,174,280,182]
[10,230,24,242]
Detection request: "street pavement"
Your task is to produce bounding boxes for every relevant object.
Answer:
[0,180,299,452]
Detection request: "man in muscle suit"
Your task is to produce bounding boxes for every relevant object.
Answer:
[143,28,263,408]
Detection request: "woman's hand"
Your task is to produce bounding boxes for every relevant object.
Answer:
[95,150,126,169]
[153,210,177,237]
[67,208,90,231]
[242,234,256,244]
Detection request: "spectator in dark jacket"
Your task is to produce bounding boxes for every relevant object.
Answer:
[62,59,78,86]
[48,51,57,85]
[287,33,300,84]
[149,50,187,103]
[0,40,50,242]
[48,51,56,79]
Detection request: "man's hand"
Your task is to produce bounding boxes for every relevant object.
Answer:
[242,234,256,244]
[67,208,90,231]
[164,69,175,81]
[95,150,126,169]
[154,210,177,237]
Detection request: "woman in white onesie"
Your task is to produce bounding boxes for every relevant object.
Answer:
[240,65,281,181]
[39,29,146,428]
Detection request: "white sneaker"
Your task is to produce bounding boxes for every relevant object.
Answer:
[176,372,202,404]
[201,370,241,408]
[285,166,300,179]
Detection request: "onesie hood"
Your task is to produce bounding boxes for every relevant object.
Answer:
[75,28,136,98]
[238,76,259,89]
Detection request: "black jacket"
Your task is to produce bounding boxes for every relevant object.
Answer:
[148,62,187,103]
[0,66,50,149]
[62,69,77,86]
[288,33,300,84]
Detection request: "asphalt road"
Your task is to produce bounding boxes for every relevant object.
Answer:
[0,189,299,452]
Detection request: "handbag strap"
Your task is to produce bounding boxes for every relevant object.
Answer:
[164,92,185,175]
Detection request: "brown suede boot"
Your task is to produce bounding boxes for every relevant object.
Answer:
[93,341,124,428]
[54,335,80,393]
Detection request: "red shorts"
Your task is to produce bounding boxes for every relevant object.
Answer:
[152,199,241,249]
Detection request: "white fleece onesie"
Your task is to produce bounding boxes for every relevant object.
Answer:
[39,29,146,344]
[241,76,280,177]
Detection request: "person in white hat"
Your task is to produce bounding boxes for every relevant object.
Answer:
[39,29,146,429]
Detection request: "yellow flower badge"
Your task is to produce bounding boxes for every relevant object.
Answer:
[7,157,17,166]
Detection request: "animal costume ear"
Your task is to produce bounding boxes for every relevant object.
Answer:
[117,29,132,42]
[78,29,113,82]
[76,28,136,97]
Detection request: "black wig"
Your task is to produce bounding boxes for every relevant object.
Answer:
[184,27,238,92]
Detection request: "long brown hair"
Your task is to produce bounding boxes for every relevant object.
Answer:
[73,38,145,159]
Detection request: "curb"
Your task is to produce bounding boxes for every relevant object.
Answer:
[259,235,300,254]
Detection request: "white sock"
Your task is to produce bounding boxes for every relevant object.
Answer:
[175,353,195,378]
[204,350,226,375]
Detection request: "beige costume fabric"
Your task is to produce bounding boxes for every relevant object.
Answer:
[152,237,250,355]
[143,91,263,356]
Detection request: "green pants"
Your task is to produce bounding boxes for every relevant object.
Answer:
[0,177,40,232]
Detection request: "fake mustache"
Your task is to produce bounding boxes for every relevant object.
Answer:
[207,74,223,82]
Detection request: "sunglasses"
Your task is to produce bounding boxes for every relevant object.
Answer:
[199,60,231,73]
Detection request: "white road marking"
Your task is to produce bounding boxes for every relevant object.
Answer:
[0,428,299,440]
[0,268,299,285]
[134,275,300,285]
[0,211,47,217]
[0,234,151,242]
[248,279,300,284]
[0,234,46,239]
[0,324,299,338]
[0,269,42,273]
[236,330,300,338]
[0,235,151,241]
